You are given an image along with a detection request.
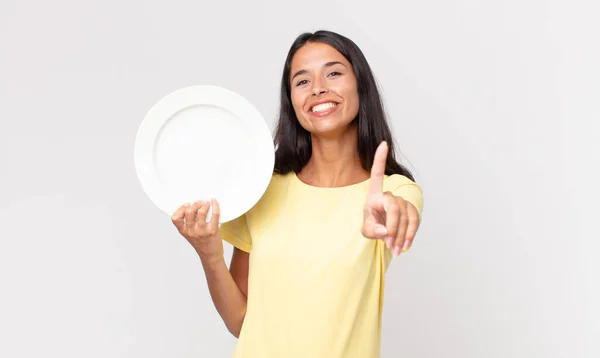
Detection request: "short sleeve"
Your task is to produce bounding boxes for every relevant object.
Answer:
[219,214,252,253]
[389,175,424,221]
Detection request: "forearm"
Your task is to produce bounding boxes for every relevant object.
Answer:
[198,249,247,337]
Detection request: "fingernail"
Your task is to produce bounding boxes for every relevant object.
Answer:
[375,227,387,237]
[385,237,393,248]
[392,246,401,256]
[402,240,411,252]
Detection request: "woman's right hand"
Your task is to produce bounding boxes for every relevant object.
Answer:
[171,199,223,261]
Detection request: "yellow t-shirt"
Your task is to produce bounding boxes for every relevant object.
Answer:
[219,172,424,358]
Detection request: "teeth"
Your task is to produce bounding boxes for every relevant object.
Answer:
[311,102,337,113]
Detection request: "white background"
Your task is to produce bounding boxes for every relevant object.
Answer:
[1,0,598,357]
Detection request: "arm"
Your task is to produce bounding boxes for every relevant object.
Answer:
[171,199,250,338]
[199,245,249,338]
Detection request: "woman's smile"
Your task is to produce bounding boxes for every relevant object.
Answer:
[308,101,340,117]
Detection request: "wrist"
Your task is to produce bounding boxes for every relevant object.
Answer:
[197,250,224,269]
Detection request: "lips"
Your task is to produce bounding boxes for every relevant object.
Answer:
[307,102,340,118]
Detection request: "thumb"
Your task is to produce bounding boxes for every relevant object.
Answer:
[362,219,388,239]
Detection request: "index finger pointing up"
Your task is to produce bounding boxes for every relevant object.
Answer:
[368,141,388,195]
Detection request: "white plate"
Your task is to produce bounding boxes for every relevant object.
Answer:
[134,85,274,223]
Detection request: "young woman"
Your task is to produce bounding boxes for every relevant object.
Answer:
[171,30,424,358]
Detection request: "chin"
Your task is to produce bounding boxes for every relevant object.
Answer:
[308,120,353,138]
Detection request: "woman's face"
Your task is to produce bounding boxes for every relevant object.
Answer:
[289,42,359,138]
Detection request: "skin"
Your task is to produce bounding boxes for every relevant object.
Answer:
[171,41,421,338]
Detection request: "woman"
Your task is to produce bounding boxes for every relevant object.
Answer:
[171,30,424,358]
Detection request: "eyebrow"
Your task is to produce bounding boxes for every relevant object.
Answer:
[291,61,346,81]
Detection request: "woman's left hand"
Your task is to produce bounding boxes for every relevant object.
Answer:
[361,141,420,256]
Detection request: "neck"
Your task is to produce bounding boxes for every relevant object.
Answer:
[298,126,369,187]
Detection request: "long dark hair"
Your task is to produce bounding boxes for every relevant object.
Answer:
[273,30,415,182]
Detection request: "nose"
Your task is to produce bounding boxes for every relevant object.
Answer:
[312,87,327,96]
[311,79,328,96]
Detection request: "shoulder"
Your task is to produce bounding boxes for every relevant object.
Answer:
[263,172,294,196]
[245,172,294,214]
[383,174,421,192]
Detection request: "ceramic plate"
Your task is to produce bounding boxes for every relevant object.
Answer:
[134,85,274,223]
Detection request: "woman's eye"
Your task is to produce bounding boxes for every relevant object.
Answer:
[296,79,308,86]
[328,71,341,77]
